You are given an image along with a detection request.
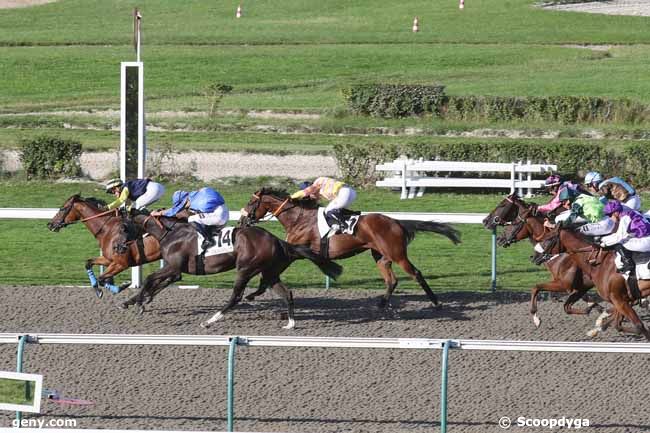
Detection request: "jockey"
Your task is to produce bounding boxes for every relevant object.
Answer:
[583,171,606,203]
[600,200,650,273]
[537,174,582,216]
[598,176,641,211]
[105,178,165,213]
[151,187,229,253]
[550,188,614,236]
[290,177,357,231]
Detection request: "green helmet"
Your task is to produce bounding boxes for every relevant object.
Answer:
[105,178,123,193]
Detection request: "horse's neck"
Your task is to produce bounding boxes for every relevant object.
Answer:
[275,204,317,236]
[526,217,545,240]
[75,203,115,238]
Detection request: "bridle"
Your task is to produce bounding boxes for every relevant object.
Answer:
[49,198,118,235]
[243,192,303,226]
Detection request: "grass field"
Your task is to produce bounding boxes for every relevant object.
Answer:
[0,378,32,406]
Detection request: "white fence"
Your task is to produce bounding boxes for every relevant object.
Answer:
[376,159,557,199]
[4,333,650,433]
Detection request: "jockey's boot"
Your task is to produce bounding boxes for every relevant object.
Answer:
[325,209,346,233]
[614,244,635,273]
[191,222,215,254]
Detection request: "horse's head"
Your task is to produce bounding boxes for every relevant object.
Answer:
[47,194,84,232]
[239,187,304,226]
[48,195,109,232]
[483,193,524,230]
[497,207,535,247]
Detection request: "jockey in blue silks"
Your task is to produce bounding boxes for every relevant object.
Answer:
[152,187,229,253]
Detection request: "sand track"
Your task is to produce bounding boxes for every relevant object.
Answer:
[0,285,648,432]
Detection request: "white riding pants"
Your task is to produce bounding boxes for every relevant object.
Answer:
[134,182,166,210]
[554,210,586,224]
[577,218,616,236]
[325,186,357,213]
[188,204,230,227]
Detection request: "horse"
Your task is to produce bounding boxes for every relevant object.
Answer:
[539,228,650,340]
[484,193,601,327]
[125,214,343,329]
[47,194,161,298]
[239,187,461,309]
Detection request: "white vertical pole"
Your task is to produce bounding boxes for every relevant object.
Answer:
[510,162,516,194]
[517,160,523,197]
[401,161,407,200]
[526,159,533,197]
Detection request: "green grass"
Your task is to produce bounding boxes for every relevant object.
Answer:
[0,180,547,292]
[0,378,33,406]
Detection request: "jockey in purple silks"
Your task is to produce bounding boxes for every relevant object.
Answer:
[600,200,650,273]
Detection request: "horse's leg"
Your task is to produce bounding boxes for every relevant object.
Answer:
[98,261,130,295]
[371,250,398,309]
[85,257,110,298]
[611,296,650,340]
[201,272,252,328]
[393,256,438,307]
[269,279,296,330]
[586,306,615,338]
[529,280,568,328]
[245,279,268,302]
[121,267,179,313]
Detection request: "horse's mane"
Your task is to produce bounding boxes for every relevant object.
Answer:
[84,197,108,208]
[260,187,320,209]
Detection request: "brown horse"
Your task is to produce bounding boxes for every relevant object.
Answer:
[540,228,650,340]
[126,214,342,329]
[47,194,161,298]
[239,188,461,309]
[485,193,600,327]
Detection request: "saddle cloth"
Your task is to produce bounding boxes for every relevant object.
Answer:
[615,251,650,280]
[197,226,235,256]
[317,207,360,239]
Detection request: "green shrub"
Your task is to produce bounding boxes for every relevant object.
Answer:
[20,135,82,179]
[342,84,446,118]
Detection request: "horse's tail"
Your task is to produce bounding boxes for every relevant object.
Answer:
[283,242,343,280]
[398,220,461,245]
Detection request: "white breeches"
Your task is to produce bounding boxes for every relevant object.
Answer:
[622,236,650,252]
[134,182,166,210]
[188,204,230,227]
[325,186,357,213]
[577,218,615,236]
[554,210,586,224]
[624,195,641,211]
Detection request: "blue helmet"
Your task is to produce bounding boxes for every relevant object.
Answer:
[298,181,312,190]
[166,190,190,216]
[584,171,603,186]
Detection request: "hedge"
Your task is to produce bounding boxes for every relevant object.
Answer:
[342,84,650,124]
[333,140,650,188]
[20,135,82,179]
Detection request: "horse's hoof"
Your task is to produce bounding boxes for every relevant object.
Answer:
[282,319,296,330]
[533,314,541,328]
[119,281,131,290]
[136,304,145,315]
[586,328,600,338]
[245,295,255,302]
[94,287,103,299]
[119,302,129,310]
[433,302,443,309]
[200,321,210,329]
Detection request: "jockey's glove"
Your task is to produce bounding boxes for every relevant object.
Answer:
[290,190,306,200]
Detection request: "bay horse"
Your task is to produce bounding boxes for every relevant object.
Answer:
[484,193,600,327]
[540,228,650,340]
[239,188,461,309]
[126,214,343,329]
[47,194,161,298]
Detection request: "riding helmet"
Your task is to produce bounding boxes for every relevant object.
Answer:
[105,178,123,193]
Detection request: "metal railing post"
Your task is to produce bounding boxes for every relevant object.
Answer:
[16,335,27,425]
[440,340,452,433]
[325,276,330,290]
[227,336,239,432]
[491,227,497,292]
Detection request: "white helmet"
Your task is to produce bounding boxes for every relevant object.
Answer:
[105,178,123,193]
[584,171,603,186]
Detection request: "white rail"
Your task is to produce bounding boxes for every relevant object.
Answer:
[0,209,487,223]
[1,333,649,353]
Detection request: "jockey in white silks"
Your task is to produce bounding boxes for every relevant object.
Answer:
[598,176,641,211]
[550,187,615,236]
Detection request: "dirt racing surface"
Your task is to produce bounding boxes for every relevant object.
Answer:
[0,285,648,432]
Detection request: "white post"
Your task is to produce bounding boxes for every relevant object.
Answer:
[134,9,142,63]
[526,159,533,197]
[517,160,523,197]
[510,162,516,194]
[401,160,408,200]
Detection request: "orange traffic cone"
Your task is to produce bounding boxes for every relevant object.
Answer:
[459,0,465,9]
[236,4,242,18]
[412,16,419,33]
